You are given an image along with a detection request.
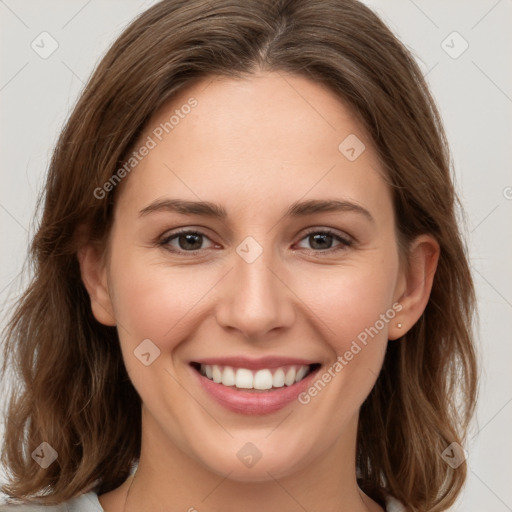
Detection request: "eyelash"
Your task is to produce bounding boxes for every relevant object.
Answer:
[156,227,353,257]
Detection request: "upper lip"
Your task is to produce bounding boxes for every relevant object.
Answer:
[191,356,319,370]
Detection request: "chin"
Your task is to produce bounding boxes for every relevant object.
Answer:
[195,442,313,483]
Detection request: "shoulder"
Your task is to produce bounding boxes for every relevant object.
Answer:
[0,492,103,512]
[385,494,406,512]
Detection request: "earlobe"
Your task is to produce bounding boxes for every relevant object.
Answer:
[389,234,440,340]
[77,243,117,327]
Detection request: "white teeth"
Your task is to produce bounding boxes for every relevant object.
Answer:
[253,369,273,390]
[235,368,253,389]
[199,364,312,390]
[295,365,308,382]
[284,367,296,386]
[212,365,222,383]
[272,368,285,388]
[221,366,236,387]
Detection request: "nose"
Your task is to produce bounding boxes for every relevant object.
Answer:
[215,238,296,340]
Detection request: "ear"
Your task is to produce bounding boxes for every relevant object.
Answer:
[77,242,117,326]
[388,234,440,340]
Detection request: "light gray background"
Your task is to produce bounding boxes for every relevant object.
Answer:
[1,1,511,510]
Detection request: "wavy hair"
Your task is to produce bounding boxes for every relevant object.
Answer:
[0,0,477,510]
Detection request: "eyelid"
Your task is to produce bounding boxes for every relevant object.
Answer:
[299,226,353,244]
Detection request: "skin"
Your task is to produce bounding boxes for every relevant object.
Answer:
[78,71,439,512]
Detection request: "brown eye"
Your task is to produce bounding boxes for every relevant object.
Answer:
[296,229,352,254]
[159,230,214,253]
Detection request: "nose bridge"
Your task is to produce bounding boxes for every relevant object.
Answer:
[216,233,294,338]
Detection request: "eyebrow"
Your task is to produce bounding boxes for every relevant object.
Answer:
[138,198,374,223]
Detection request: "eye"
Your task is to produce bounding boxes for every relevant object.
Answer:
[158,229,215,254]
[157,227,353,256]
[295,228,353,255]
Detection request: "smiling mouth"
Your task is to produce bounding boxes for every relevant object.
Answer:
[190,362,321,392]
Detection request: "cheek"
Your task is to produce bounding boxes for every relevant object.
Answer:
[110,258,209,343]
[291,260,398,410]
[107,252,212,408]
[292,259,398,349]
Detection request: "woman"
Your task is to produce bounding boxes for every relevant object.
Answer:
[0,0,477,511]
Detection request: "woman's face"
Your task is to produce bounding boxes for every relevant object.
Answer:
[92,71,409,481]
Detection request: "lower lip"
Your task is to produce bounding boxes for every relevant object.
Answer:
[191,365,321,415]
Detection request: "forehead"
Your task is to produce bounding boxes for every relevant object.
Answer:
[116,71,391,224]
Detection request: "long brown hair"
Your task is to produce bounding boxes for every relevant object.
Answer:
[0,1,478,510]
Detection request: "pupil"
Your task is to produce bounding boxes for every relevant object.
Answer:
[310,233,332,250]
[180,233,202,250]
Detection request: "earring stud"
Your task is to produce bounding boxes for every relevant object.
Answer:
[397,323,403,328]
